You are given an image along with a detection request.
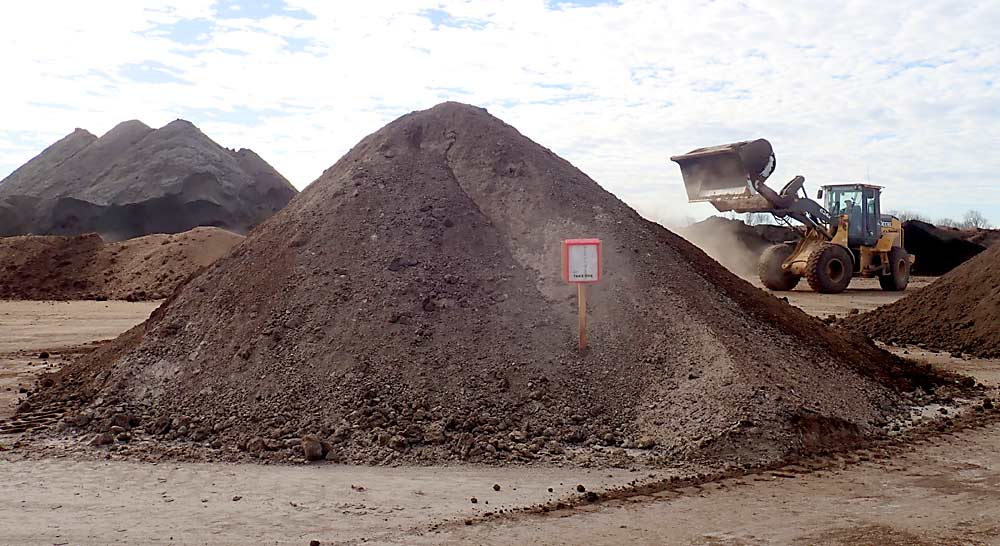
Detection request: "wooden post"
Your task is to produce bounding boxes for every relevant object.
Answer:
[577,283,587,351]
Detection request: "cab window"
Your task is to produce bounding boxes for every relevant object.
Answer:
[825,187,862,217]
[825,186,864,239]
[863,188,878,239]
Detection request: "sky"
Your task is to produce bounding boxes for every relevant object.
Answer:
[1,0,998,227]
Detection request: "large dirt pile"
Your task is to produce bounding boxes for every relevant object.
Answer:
[903,220,985,275]
[0,120,297,240]
[681,217,798,277]
[846,243,1000,358]
[0,227,243,300]
[42,103,940,467]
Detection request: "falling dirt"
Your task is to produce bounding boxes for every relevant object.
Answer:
[680,216,798,278]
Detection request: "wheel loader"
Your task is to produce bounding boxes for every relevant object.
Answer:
[670,139,913,294]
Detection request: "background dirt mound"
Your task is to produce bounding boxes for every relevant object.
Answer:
[43,103,941,467]
[681,217,798,277]
[0,120,297,241]
[956,227,1000,248]
[0,227,243,300]
[845,243,1000,358]
[902,220,985,275]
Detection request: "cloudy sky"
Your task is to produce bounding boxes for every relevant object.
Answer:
[1,0,998,226]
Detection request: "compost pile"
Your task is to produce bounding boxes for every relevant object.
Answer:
[846,243,1000,358]
[961,227,1000,248]
[903,220,985,275]
[0,227,242,300]
[41,103,941,466]
[681,217,798,277]
[0,119,297,240]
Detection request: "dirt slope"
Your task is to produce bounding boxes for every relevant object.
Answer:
[0,227,243,300]
[0,120,297,240]
[846,243,1000,358]
[40,103,942,467]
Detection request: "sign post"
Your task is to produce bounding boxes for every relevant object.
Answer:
[562,238,602,351]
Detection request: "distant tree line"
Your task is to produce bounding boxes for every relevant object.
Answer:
[887,209,993,230]
[708,209,993,230]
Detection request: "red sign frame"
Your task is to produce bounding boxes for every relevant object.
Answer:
[562,238,602,284]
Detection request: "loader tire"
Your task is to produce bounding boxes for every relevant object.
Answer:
[758,244,800,291]
[806,243,853,294]
[878,246,911,291]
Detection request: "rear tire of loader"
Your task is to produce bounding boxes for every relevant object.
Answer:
[758,244,800,291]
[806,243,853,294]
[878,246,910,291]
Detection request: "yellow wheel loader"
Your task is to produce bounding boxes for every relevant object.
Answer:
[670,139,913,294]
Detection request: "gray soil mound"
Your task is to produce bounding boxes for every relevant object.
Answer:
[0,120,297,241]
[41,103,943,466]
[0,227,243,300]
[846,243,1000,358]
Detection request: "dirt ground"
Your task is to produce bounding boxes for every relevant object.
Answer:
[0,459,642,546]
[753,276,935,318]
[0,300,159,353]
[407,421,1000,545]
[0,300,159,419]
[2,293,1000,545]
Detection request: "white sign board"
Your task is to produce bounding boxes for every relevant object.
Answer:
[568,245,598,281]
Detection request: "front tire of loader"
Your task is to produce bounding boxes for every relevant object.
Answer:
[806,243,853,294]
[758,244,800,291]
[878,246,911,291]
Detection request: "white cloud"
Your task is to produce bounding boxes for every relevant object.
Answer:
[1,0,998,225]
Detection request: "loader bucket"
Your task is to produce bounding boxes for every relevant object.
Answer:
[670,139,776,213]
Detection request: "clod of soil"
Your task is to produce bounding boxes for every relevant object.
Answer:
[0,227,243,300]
[0,119,297,240]
[40,102,948,468]
[845,243,1000,358]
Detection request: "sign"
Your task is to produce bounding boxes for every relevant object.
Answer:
[562,238,601,351]
[562,239,602,284]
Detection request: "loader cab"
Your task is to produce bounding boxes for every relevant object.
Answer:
[820,184,882,246]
